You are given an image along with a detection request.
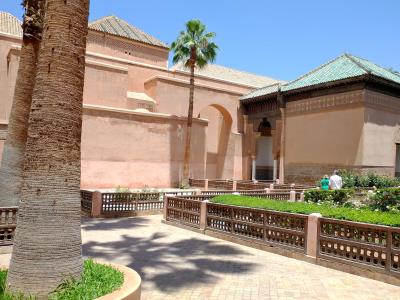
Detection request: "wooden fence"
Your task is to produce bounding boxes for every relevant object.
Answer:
[189,178,314,191]
[165,197,201,228]
[164,196,400,283]
[318,217,400,276]
[206,202,308,252]
[0,207,17,246]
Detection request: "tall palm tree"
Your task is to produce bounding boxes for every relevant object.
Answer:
[6,0,90,296]
[171,20,218,185]
[0,0,45,207]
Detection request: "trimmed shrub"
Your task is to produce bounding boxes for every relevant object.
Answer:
[369,188,400,212]
[304,189,354,205]
[340,169,400,189]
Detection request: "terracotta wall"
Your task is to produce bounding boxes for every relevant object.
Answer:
[362,90,400,176]
[284,91,366,183]
[0,35,19,122]
[86,31,169,68]
[81,106,207,188]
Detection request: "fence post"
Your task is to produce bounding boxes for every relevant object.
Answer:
[300,191,305,202]
[204,179,209,190]
[306,213,321,258]
[289,190,296,202]
[232,180,237,191]
[199,200,209,231]
[163,194,169,220]
[91,191,102,218]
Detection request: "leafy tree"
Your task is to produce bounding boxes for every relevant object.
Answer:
[171,20,218,185]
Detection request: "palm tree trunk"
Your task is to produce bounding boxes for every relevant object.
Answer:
[182,63,195,184]
[0,0,44,207]
[6,0,90,296]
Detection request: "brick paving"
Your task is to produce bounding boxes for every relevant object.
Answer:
[1,215,400,299]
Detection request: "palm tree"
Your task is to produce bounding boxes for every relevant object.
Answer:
[0,0,45,207]
[171,19,218,186]
[6,0,90,296]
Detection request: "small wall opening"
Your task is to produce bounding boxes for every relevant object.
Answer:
[255,118,273,180]
[396,144,400,177]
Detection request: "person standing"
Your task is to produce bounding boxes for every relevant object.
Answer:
[329,170,343,190]
[320,175,330,190]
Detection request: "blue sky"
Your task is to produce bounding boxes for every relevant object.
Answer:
[1,0,399,81]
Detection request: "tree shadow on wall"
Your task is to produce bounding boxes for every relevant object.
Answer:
[82,218,258,292]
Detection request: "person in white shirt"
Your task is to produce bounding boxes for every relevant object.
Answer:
[329,170,343,190]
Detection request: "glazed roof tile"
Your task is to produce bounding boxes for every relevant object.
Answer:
[172,62,284,88]
[89,16,168,48]
[0,11,22,36]
[241,54,400,101]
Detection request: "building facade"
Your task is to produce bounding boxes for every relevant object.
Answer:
[1,12,399,187]
[0,12,281,188]
[241,54,400,183]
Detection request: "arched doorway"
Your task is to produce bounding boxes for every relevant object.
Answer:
[198,104,232,179]
[255,118,274,180]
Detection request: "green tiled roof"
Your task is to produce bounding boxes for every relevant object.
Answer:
[241,54,400,101]
[89,16,168,48]
[239,83,281,100]
[172,62,284,88]
[0,11,22,36]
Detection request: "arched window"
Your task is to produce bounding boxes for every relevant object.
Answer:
[258,118,271,136]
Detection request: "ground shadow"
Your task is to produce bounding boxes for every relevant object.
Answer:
[81,216,150,231]
[82,217,258,292]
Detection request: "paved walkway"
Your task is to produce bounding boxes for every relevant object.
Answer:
[1,215,400,299]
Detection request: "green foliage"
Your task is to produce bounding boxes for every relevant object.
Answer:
[340,169,400,188]
[369,188,400,212]
[304,189,354,205]
[50,259,123,300]
[212,195,400,227]
[114,185,130,193]
[0,260,124,300]
[171,19,218,69]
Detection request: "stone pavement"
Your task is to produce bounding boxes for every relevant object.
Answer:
[1,215,400,299]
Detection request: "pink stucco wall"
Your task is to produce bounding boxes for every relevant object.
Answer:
[81,106,207,188]
[0,28,263,187]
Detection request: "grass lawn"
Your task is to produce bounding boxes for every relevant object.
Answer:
[0,259,123,300]
[212,195,400,227]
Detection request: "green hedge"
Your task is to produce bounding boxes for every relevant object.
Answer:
[211,195,400,227]
[340,170,400,188]
[369,188,400,212]
[304,189,354,204]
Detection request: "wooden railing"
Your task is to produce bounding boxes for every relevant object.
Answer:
[101,192,163,214]
[317,218,400,276]
[0,207,17,246]
[206,202,308,252]
[81,190,93,213]
[164,197,400,282]
[165,197,201,228]
[188,178,315,191]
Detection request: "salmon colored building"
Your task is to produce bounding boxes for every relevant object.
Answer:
[1,12,399,187]
[0,12,281,188]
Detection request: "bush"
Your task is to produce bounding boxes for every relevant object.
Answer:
[304,189,354,205]
[212,195,400,227]
[369,188,400,212]
[340,169,400,189]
